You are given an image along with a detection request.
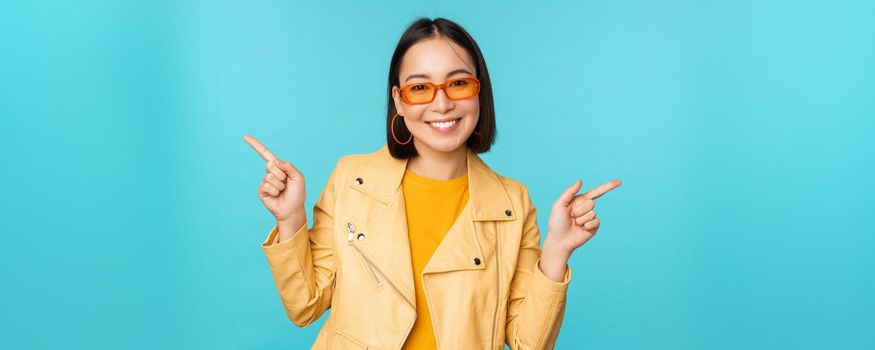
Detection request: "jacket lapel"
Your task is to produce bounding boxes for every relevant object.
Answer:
[346,145,518,307]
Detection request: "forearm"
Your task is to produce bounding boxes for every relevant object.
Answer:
[262,214,335,327]
[506,249,572,350]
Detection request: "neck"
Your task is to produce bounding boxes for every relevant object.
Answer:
[407,143,468,180]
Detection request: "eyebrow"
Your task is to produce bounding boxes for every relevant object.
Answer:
[404,68,474,83]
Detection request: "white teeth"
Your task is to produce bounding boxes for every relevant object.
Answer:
[429,119,458,128]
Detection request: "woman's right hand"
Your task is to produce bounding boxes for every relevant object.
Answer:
[243,134,306,226]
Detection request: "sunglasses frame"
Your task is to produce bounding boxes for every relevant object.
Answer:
[398,77,481,105]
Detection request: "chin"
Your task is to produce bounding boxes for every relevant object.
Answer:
[435,143,464,153]
[420,138,467,153]
[418,139,463,152]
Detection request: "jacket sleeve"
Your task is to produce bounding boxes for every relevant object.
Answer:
[260,158,344,327]
[505,185,572,350]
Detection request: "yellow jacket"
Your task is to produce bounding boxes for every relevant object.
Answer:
[261,145,572,350]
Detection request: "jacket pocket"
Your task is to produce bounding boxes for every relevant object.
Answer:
[333,330,369,349]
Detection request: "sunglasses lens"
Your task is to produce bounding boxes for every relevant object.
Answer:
[445,78,478,99]
[403,84,436,104]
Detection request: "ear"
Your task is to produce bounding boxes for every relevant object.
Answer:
[391,86,405,116]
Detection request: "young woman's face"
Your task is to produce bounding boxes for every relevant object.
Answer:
[392,37,480,155]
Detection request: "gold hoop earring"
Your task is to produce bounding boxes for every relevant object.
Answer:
[391,112,413,145]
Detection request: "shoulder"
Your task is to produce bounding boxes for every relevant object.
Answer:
[331,145,387,175]
[323,145,394,188]
[475,154,534,214]
[492,170,533,204]
[334,152,371,172]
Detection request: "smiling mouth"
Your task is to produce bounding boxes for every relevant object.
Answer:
[427,118,461,129]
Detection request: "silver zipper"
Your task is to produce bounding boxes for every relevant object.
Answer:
[346,222,356,245]
[346,222,382,287]
[363,255,383,287]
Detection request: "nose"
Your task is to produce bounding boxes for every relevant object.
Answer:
[429,86,454,114]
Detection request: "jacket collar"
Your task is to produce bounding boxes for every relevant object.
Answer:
[349,144,516,222]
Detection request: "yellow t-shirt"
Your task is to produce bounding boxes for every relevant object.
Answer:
[400,168,469,350]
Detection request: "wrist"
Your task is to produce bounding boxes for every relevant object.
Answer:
[542,235,572,262]
[277,212,305,231]
[277,208,304,222]
[539,237,571,283]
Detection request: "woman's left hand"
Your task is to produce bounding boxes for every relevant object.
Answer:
[539,178,622,281]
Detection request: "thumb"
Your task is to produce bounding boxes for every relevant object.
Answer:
[274,159,301,178]
[554,178,582,208]
[277,160,304,184]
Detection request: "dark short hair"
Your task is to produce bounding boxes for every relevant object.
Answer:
[386,17,496,159]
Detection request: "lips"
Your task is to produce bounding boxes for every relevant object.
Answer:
[428,118,459,126]
[427,117,461,132]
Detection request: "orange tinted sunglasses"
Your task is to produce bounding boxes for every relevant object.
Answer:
[398,77,481,105]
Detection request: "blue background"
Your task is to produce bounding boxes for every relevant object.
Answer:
[2,0,873,348]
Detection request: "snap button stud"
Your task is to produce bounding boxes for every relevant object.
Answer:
[356,233,365,240]
[505,210,512,216]
[473,257,481,265]
[355,177,364,185]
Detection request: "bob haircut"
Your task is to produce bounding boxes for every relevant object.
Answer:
[386,17,497,159]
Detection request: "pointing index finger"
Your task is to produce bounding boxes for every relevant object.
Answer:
[583,179,622,199]
[243,134,278,162]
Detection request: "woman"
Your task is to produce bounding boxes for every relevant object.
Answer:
[245,17,621,350]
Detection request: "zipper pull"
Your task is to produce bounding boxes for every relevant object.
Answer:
[346,222,356,245]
